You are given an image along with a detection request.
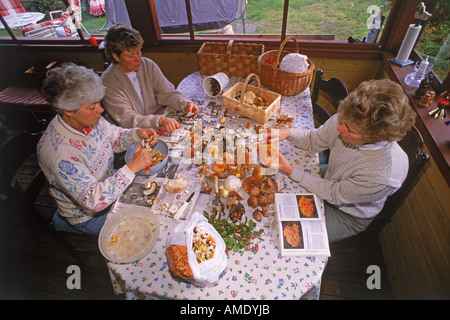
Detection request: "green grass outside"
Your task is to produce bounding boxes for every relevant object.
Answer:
[1,0,447,80]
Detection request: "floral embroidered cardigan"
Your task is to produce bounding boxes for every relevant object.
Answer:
[37,115,139,226]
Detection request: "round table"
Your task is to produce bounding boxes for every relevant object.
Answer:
[106,72,328,300]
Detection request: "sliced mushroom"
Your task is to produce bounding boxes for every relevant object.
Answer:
[143,181,157,196]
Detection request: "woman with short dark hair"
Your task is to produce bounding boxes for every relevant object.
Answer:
[101,23,198,133]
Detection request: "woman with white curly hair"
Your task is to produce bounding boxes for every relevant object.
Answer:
[38,63,157,234]
[264,79,416,242]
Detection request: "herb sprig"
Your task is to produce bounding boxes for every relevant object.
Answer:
[203,211,264,252]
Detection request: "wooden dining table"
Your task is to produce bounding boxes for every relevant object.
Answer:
[103,72,328,300]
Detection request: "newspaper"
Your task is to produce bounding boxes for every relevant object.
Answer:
[274,193,330,257]
[113,96,287,234]
[113,174,201,222]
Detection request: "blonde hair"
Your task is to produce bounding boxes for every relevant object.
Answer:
[337,79,416,142]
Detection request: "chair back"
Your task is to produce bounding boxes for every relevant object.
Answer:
[311,69,349,125]
[374,126,430,224]
[0,131,42,200]
[0,0,25,17]
[311,69,348,163]
[0,131,94,263]
[330,126,430,249]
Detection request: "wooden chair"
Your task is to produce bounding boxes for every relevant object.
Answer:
[311,69,349,163]
[0,132,94,264]
[0,131,42,199]
[311,69,349,126]
[330,126,430,250]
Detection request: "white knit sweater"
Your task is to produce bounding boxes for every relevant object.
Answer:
[37,116,139,225]
[287,114,408,219]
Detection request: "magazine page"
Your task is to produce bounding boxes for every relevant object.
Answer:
[113,174,201,222]
[274,193,330,257]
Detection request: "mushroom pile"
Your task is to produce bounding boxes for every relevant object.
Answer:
[242,165,278,222]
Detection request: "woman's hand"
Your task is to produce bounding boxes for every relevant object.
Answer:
[158,116,180,133]
[260,151,294,175]
[185,102,199,119]
[265,127,291,143]
[126,143,154,174]
[136,128,157,146]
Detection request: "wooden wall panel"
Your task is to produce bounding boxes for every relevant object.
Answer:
[0,44,448,299]
[379,145,450,299]
[144,52,198,87]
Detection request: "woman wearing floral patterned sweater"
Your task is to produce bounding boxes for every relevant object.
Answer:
[38,63,157,234]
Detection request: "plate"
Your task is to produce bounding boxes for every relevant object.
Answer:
[98,207,160,263]
[125,140,169,175]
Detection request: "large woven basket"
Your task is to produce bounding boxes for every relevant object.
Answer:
[257,37,315,96]
[222,73,281,124]
[197,40,264,77]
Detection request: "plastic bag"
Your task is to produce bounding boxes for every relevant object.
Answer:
[166,211,228,287]
[279,53,309,73]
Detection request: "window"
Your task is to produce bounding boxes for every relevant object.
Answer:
[415,0,449,82]
[153,0,392,43]
[0,0,107,39]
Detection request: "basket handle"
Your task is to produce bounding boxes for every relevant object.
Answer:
[227,40,234,54]
[273,37,299,68]
[240,73,261,105]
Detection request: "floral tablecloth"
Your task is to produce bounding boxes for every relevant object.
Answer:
[106,72,328,300]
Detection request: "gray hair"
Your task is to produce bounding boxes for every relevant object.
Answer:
[41,63,105,114]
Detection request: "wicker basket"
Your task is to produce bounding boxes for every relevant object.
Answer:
[222,73,281,124]
[257,37,315,96]
[197,40,264,77]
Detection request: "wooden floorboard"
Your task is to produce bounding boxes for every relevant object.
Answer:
[0,122,394,300]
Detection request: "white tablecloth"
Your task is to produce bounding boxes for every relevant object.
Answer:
[106,72,328,300]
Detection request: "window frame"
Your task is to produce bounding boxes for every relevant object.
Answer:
[0,0,448,181]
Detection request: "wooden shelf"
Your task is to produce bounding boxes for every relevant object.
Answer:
[382,52,449,186]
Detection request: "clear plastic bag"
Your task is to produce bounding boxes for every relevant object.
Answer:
[166,211,228,287]
[279,53,309,73]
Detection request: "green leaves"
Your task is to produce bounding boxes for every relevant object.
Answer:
[204,211,264,253]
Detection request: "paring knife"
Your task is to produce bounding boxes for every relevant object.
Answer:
[173,191,195,220]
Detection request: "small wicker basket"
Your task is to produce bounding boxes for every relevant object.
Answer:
[222,73,281,124]
[197,40,264,77]
[257,37,315,96]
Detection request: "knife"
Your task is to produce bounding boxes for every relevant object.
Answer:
[173,191,195,220]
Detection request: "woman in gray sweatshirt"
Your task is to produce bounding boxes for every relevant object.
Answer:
[266,79,416,242]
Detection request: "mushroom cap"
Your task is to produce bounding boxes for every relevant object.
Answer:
[247,195,258,208]
[243,176,261,194]
[224,175,242,192]
[257,195,269,207]
[260,177,278,194]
